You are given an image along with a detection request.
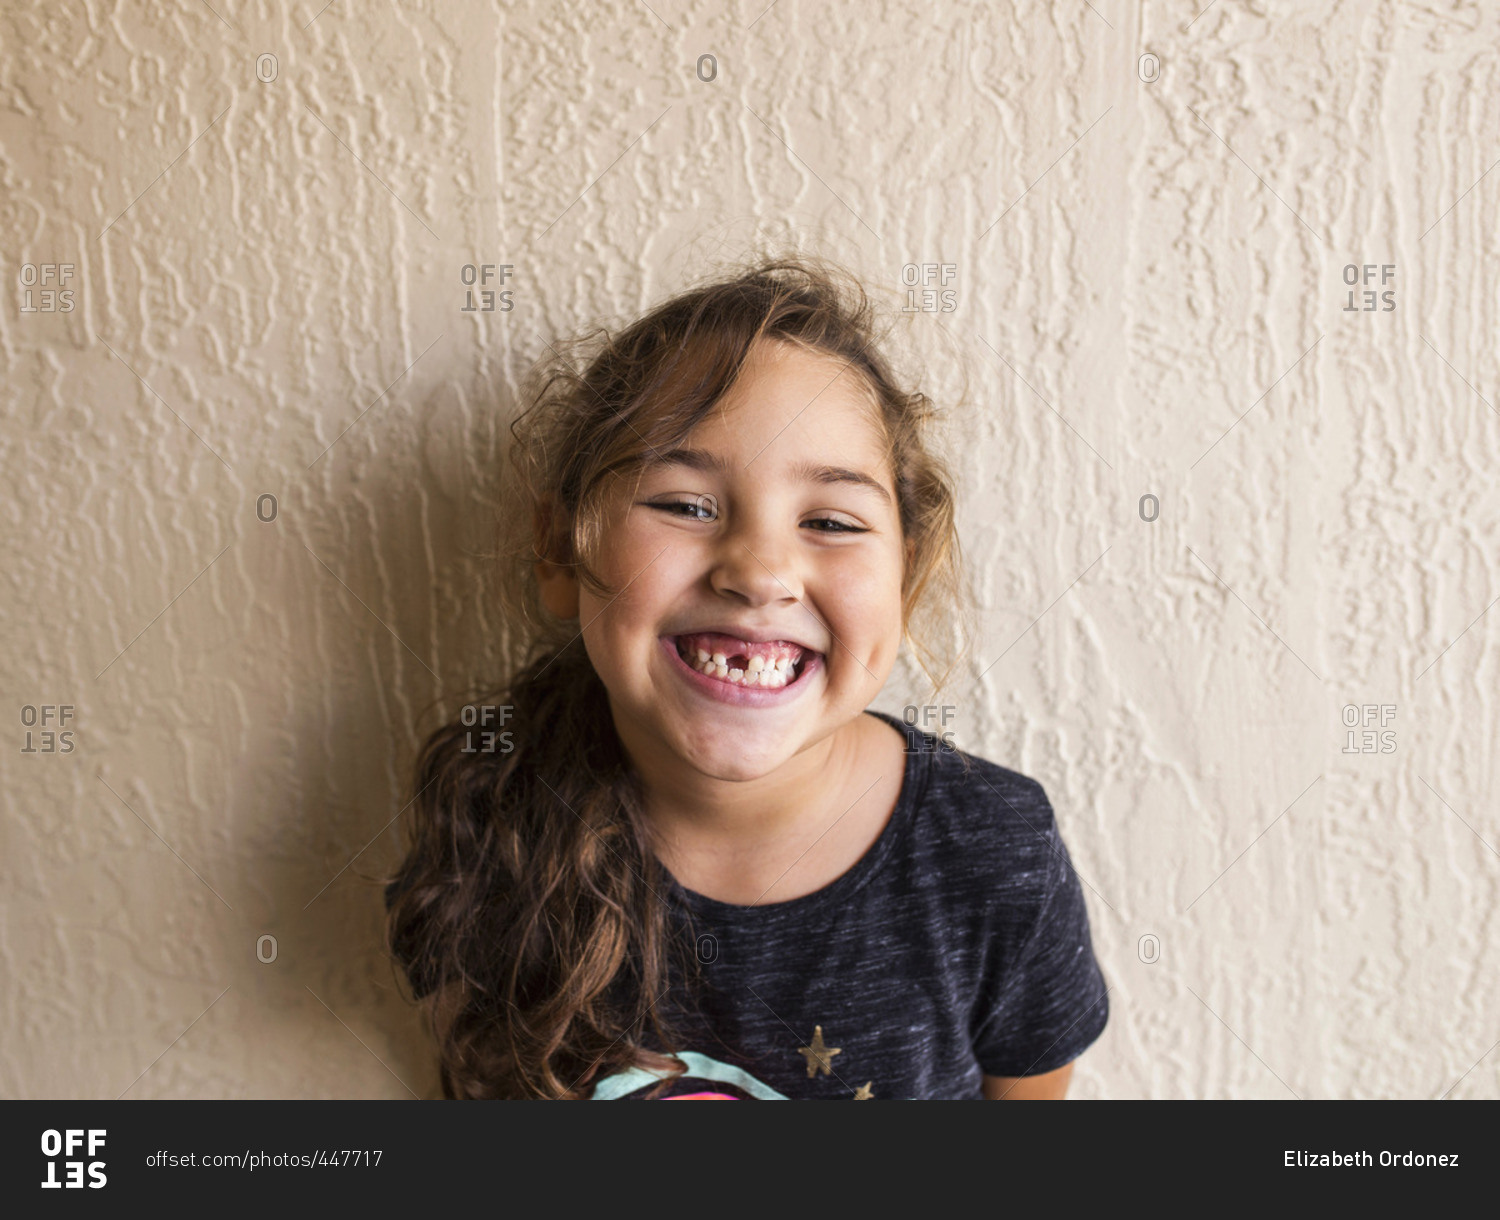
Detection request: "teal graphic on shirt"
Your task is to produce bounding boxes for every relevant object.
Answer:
[590,1051,790,1100]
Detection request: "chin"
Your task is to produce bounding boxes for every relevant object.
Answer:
[672,723,803,782]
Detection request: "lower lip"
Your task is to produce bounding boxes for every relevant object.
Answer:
[659,636,822,707]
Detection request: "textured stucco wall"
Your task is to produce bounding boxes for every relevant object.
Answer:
[3,0,1498,1100]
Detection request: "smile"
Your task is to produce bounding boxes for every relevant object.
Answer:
[661,631,822,702]
[673,632,811,688]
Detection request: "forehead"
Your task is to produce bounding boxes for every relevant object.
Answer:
[691,338,890,467]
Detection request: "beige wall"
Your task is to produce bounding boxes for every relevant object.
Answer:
[4,0,1498,1100]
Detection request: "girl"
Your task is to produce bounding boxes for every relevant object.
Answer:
[385,257,1108,1100]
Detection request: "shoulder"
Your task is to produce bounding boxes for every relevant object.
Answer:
[873,710,1065,903]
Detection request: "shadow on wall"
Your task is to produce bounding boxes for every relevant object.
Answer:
[235,364,519,1101]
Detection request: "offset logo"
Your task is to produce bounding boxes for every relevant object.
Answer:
[899,263,958,314]
[1342,703,1396,754]
[460,704,514,754]
[902,704,958,752]
[1342,263,1396,312]
[460,264,515,313]
[20,704,75,754]
[18,263,76,313]
[40,1129,106,1189]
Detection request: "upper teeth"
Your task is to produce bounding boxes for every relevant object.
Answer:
[687,650,798,687]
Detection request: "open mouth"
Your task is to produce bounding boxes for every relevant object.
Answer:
[671,632,816,690]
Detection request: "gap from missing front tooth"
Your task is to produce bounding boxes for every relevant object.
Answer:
[672,634,807,686]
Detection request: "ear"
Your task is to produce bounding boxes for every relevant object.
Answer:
[532,500,580,619]
[534,556,580,619]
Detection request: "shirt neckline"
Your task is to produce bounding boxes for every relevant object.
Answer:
[661,709,933,925]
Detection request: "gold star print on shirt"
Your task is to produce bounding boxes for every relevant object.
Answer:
[852,1081,874,1100]
[797,1025,842,1078]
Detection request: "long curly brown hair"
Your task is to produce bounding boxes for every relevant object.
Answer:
[385,256,964,1098]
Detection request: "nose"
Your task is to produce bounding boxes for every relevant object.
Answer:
[708,512,804,607]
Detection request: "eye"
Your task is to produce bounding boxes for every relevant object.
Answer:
[802,515,869,534]
[646,495,718,521]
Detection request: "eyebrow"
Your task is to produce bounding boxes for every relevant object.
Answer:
[646,448,893,505]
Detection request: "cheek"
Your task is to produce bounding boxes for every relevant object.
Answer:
[822,544,906,651]
[579,544,691,647]
[577,509,670,614]
[578,586,654,696]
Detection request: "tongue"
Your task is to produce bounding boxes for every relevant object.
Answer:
[676,632,807,669]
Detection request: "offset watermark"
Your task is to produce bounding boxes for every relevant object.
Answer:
[460,264,514,313]
[459,704,513,754]
[1138,53,1161,84]
[695,933,718,963]
[1138,933,1161,964]
[899,263,957,314]
[695,53,718,82]
[1341,263,1395,312]
[18,263,76,313]
[902,704,958,752]
[1341,704,1396,754]
[1139,493,1160,522]
[20,704,75,754]
[40,1129,107,1189]
[256,934,278,964]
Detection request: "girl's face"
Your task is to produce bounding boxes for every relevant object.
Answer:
[576,339,907,783]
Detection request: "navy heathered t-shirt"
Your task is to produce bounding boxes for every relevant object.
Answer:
[591,709,1109,1100]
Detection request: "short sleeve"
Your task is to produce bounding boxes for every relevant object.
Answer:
[971,814,1109,1078]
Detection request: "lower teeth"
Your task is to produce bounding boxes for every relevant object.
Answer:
[677,643,801,687]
